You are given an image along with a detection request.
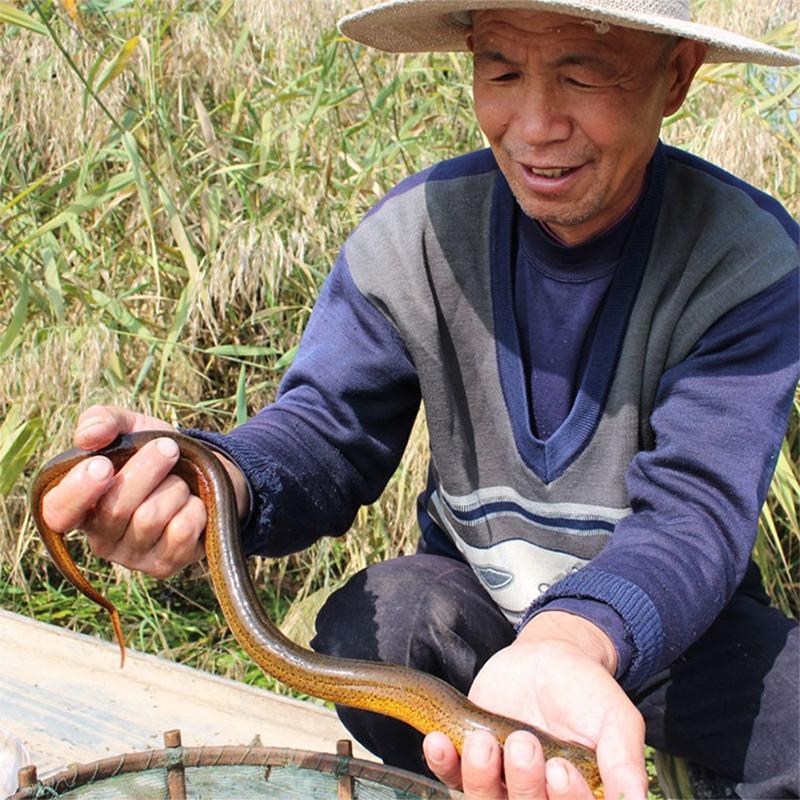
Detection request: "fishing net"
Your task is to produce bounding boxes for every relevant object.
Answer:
[9,735,456,800]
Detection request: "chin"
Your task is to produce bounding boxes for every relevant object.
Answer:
[514,192,599,230]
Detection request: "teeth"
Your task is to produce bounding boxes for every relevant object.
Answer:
[530,166,570,178]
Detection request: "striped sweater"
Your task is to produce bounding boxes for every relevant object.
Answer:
[190,142,799,689]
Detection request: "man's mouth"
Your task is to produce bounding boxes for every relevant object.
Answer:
[527,166,576,178]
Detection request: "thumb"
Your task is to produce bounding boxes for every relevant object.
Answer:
[74,405,172,450]
[596,707,648,800]
[546,758,596,799]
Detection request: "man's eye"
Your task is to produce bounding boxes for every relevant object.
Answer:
[566,77,599,88]
[492,72,519,82]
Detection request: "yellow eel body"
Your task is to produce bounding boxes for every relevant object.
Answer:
[30,430,602,796]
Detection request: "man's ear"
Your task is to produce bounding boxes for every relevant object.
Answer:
[465,30,475,53]
[663,39,708,117]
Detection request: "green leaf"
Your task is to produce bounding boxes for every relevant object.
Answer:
[287,126,300,177]
[0,173,49,219]
[131,352,156,398]
[0,408,43,497]
[90,288,152,338]
[153,279,195,412]
[41,243,65,324]
[235,363,248,426]
[0,278,29,358]
[23,171,136,244]
[204,344,278,358]
[95,35,139,94]
[122,130,158,263]
[83,0,135,13]
[0,2,47,34]
[158,185,200,283]
[274,344,298,371]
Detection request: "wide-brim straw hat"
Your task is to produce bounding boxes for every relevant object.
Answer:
[338,0,800,66]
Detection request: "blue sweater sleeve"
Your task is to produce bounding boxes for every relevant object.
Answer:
[187,253,421,557]
[520,268,799,688]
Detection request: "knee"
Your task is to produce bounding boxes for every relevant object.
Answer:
[312,568,385,662]
[311,554,515,688]
[312,556,468,667]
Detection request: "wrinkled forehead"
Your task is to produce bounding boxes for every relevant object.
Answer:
[466,9,666,58]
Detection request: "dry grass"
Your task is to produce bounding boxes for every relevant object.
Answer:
[661,1,799,214]
[0,0,797,679]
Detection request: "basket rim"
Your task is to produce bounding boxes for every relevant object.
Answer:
[10,741,456,800]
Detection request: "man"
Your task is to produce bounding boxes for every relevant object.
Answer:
[41,1,799,798]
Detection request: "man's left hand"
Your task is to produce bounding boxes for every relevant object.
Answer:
[422,610,649,799]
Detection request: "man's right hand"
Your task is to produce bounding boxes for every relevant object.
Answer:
[40,405,248,579]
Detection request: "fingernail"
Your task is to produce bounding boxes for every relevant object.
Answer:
[156,437,179,458]
[508,738,534,766]
[427,743,445,763]
[546,760,569,792]
[87,458,113,481]
[465,735,492,767]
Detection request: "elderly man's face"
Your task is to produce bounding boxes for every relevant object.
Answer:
[468,11,704,244]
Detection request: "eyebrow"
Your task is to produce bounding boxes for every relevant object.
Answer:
[552,53,618,71]
[472,50,524,69]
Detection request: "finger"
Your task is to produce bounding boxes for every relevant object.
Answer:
[503,731,546,799]
[598,749,648,800]
[74,405,173,450]
[545,758,596,800]
[136,494,207,579]
[596,708,648,800]
[126,474,192,555]
[423,732,462,790]
[74,405,140,450]
[461,730,505,799]
[40,457,115,533]
[83,437,181,558]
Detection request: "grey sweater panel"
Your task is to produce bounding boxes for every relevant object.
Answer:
[345,170,526,495]
[625,159,798,449]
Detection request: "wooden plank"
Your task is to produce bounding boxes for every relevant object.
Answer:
[0,609,372,779]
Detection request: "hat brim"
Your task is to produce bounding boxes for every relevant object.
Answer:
[338,0,800,66]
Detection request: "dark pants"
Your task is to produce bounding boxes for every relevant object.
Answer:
[311,554,799,799]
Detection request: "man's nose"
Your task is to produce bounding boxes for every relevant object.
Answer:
[510,83,572,146]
